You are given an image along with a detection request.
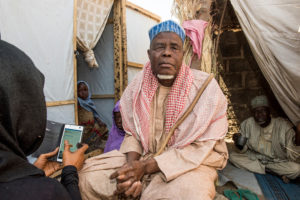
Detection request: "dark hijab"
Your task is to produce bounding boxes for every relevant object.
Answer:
[0,40,46,182]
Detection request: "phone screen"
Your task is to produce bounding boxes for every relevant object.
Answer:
[57,127,83,160]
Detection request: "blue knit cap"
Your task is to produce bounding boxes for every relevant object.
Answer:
[148,20,185,43]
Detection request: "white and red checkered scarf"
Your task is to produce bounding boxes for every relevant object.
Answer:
[121,62,193,152]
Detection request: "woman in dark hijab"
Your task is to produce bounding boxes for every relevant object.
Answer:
[0,40,88,200]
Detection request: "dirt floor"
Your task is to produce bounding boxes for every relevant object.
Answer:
[216,142,265,200]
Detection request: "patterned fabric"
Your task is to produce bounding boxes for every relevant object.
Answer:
[251,95,269,109]
[182,20,208,59]
[255,173,300,200]
[77,0,114,68]
[78,106,108,153]
[121,62,193,152]
[148,20,186,43]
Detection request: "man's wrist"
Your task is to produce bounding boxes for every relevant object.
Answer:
[142,158,159,175]
[142,160,150,175]
[127,151,141,163]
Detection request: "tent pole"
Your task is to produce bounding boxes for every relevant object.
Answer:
[46,100,75,107]
[113,0,121,103]
[215,0,228,55]
[120,0,128,97]
[126,1,161,22]
[113,0,128,103]
[73,0,78,125]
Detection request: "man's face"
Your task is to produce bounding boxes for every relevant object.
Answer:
[253,106,271,126]
[147,32,184,83]
[78,83,89,100]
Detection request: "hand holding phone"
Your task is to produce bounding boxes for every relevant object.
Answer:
[57,125,84,162]
[33,147,62,176]
[63,140,88,171]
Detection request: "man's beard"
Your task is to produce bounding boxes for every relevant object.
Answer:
[257,120,266,125]
[157,74,175,80]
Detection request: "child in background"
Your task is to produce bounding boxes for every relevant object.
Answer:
[104,101,125,153]
[77,81,108,152]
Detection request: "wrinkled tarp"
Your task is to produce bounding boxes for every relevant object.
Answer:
[230,0,300,125]
[0,0,75,124]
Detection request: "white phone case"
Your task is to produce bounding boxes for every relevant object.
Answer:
[57,124,84,162]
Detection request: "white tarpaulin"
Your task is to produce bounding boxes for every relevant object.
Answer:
[126,7,159,83]
[0,0,75,124]
[230,0,300,125]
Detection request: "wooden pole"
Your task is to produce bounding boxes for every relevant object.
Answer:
[126,1,161,22]
[113,0,128,102]
[120,0,128,96]
[113,0,121,102]
[73,0,78,125]
[46,100,75,107]
[215,0,228,54]
[91,94,115,99]
[127,61,144,68]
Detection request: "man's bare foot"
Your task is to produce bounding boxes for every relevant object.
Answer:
[282,176,290,183]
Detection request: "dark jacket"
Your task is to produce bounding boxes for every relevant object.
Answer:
[0,40,81,200]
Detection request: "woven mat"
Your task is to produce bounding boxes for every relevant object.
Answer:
[255,173,300,200]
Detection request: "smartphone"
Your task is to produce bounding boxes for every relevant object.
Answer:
[57,124,84,162]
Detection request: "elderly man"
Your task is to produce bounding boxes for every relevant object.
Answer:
[230,95,300,182]
[78,20,228,200]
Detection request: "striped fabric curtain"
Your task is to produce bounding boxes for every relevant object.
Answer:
[77,0,114,68]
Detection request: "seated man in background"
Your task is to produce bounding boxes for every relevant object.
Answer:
[230,95,300,182]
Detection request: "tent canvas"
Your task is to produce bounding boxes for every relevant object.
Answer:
[0,0,77,124]
[126,2,160,83]
[230,0,300,125]
[0,0,159,128]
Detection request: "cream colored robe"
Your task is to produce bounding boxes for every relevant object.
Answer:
[230,117,300,179]
[78,74,228,200]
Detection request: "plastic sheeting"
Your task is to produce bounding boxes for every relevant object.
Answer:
[128,67,142,84]
[126,7,158,83]
[0,0,75,124]
[231,0,300,125]
[47,105,75,124]
[77,23,115,129]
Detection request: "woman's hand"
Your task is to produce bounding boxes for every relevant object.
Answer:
[63,140,89,171]
[33,147,62,176]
